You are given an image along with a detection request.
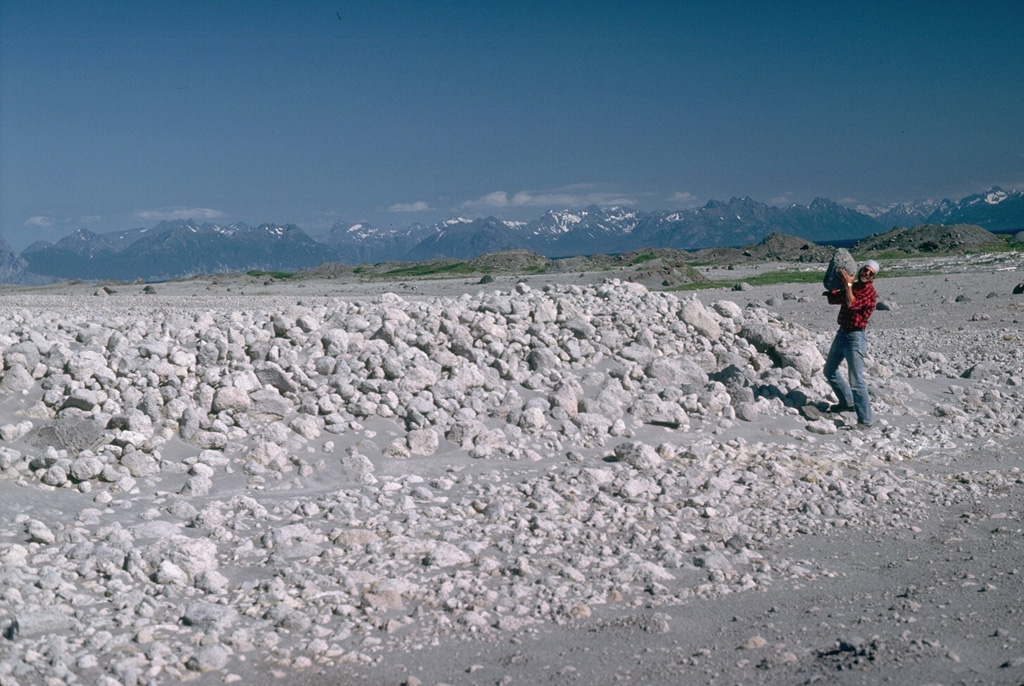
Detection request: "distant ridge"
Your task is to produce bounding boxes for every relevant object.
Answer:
[6,187,1022,283]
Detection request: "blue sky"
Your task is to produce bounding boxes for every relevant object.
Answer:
[2,1,1023,250]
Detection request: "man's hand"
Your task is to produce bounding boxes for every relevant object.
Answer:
[838,268,853,284]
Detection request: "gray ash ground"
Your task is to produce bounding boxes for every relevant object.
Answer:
[1,250,1023,686]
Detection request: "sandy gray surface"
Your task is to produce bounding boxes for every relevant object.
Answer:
[1,251,1023,686]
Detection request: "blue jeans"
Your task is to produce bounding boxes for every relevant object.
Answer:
[824,328,872,426]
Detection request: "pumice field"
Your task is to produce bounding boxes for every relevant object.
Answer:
[2,251,1024,686]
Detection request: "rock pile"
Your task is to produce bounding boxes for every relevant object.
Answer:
[0,278,1022,684]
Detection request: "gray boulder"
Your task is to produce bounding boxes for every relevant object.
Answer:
[30,416,104,453]
[823,248,858,291]
[963,361,1002,380]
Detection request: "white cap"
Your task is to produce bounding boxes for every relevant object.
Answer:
[862,259,880,275]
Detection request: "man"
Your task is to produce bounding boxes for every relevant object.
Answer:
[823,259,879,427]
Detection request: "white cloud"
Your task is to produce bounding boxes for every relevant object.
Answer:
[460,191,511,210]
[769,192,795,205]
[460,188,636,211]
[136,207,225,222]
[667,191,698,206]
[387,200,431,212]
[25,216,53,227]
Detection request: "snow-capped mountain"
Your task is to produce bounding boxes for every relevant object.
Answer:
[853,188,1024,232]
[624,197,882,252]
[405,217,527,261]
[315,197,888,263]
[319,221,437,264]
[21,220,338,281]
[7,187,1022,282]
[324,189,1021,263]
[527,206,642,256]
[922,187,1024,230]
[856,200,944,229]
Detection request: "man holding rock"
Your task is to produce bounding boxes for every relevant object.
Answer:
[823,260,879,428]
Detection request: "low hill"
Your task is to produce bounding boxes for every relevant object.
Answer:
[690,232,833,264]
[468,249,549,273]
[853,224,1003,255]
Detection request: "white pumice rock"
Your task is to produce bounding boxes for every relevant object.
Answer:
[181,474,213,496]
[619,476,658,498]
[1,363,35,392]
[341,450,376,473]
[807,418,840,434]
[186,645,231,673]
[289,414,322,439]
[212,386,252,413]
[407,427,439,455]
[25,518,55,544]
[155,559,190,586]
[120,450,159,477]
[680,298,723,339]
[69,455,105,481]
[6,606,80,638]
[423,542,473,567]
[0,420,33,442]
[629,393,689,428]
[192,430,228,450]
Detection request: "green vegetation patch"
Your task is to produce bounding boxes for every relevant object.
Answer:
[996,235,1024,252]
[628,252,659,266]
[743,269,825,286]
[247,270,295,279]
[382,261,481,278]
[854,250,908,261]
[670,268,823,291]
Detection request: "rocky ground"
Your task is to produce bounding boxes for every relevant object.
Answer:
[1,250,1023,686]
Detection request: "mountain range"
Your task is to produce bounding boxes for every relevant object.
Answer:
[4,187,1023,284]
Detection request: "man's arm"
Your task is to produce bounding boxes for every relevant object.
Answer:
[839,268,855,307]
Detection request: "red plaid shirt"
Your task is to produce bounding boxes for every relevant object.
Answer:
[827,283,877,330]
